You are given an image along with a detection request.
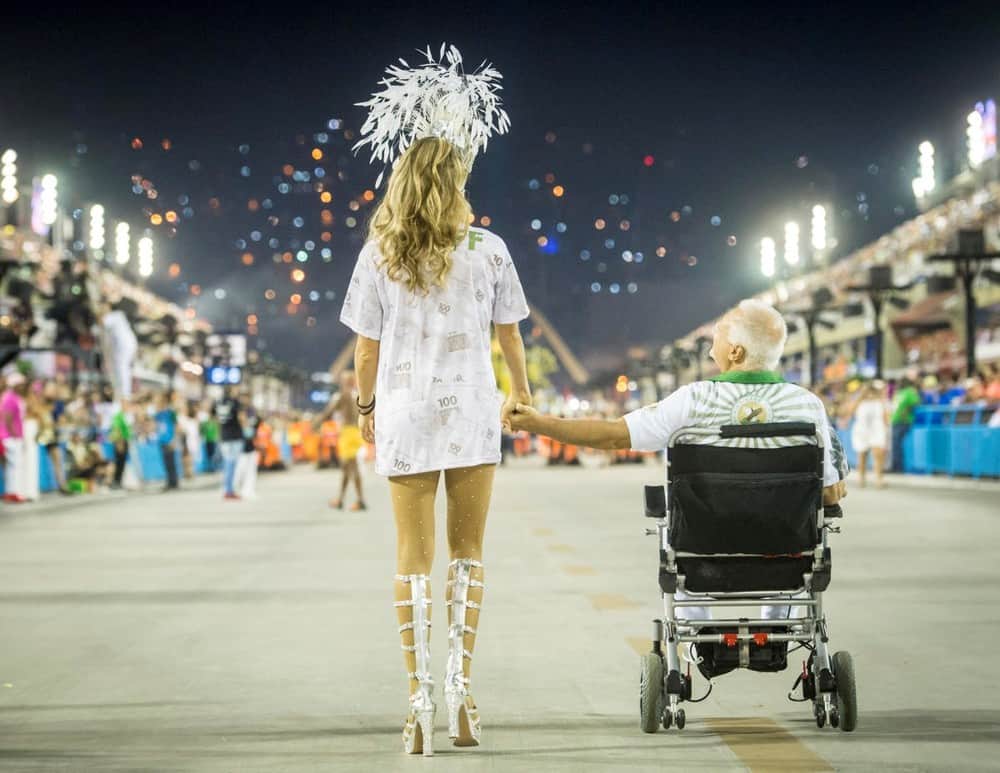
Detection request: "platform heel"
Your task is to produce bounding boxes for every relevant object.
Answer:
[395,574,436,756]
[445,558,484,747]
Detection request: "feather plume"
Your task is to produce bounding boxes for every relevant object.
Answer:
[354,44,510,186]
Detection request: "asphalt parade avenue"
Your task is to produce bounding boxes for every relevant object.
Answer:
[1,460,998,772]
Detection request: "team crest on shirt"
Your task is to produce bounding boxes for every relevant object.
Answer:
[733,398,772,425]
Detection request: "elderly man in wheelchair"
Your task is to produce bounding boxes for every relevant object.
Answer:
[509,299,856,733]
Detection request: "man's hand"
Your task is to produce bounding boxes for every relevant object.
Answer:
[507,403,541,434]
[501,393,531,432]
[360,412,375,443]
[822,480,847,506]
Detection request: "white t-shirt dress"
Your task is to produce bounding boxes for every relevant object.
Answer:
[340,228,530,477]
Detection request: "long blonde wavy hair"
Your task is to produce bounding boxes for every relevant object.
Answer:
[368,137,472,293]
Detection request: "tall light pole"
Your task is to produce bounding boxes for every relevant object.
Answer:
[32,174,58,237]
[691,336,712,381]
[810,205,827,258]
[912,141,935,200]
[115,222,130,266]
[88,204,105,255]
[783,221,800,267]
[760,237,776,278]
[967,109,985,169]
[846,267,912,379]
[1,149,18,211]
[138,234,154,278]
[659,345,691,390]
[927,229,1000,376]
[782,288,837,386]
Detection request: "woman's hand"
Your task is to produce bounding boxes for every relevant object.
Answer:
[501,392,531,432]
[360,411,375,443]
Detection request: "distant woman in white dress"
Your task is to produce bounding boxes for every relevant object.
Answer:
[340,137,531,755]
[851,379,890,488]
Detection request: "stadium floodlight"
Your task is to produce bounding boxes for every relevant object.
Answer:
[138,235,154,277]
[89,204,105,251]
[917,140,935,195]
[783,221,800,266]
[115,222,130,265]
[40,174,58,225]
[811,205,827,252]
[760,237,776,278]
[967,110,984,169]
[1,149,17,204]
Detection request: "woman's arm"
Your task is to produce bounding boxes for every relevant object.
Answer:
[495,323,531,401]
[354,335,380,405]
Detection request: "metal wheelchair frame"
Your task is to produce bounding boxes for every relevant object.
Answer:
[639,422,856,733]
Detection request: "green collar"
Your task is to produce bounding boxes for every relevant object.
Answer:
[709,370,785,384]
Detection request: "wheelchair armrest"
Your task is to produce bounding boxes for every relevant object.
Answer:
[719,422,816,439]
[824,504,844,519]
[644,484,666,518]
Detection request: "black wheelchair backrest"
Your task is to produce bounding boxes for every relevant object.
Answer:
[666,423,823,554]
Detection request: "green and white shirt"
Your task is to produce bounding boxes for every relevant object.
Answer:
[623,370,842,486]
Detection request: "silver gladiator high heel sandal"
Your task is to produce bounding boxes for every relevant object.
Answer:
[445,558,484,747]
[395,574,435,756]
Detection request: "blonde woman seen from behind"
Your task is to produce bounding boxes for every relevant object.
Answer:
[340,137,531,756]
[851,380,890,488]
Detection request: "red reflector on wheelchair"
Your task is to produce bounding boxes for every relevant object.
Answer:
[753,633,769,646]
[722,633,738,647]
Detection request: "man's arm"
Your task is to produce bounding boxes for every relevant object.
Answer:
[511,406,631,450]
[815,402,848,505]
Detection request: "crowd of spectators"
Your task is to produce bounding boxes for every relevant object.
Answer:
[0,371,272,504]
[809,363,1000,477]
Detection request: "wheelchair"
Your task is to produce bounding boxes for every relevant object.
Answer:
[638,421,857,733]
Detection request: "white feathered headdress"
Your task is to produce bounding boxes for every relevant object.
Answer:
[354,44,511,187]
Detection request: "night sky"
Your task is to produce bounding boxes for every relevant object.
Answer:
[5,2,1000,374]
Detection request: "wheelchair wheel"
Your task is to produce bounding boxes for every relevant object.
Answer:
[639,652,664,734]
[832,651,857,732]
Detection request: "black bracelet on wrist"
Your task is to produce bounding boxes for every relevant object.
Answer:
[357,395,376,415]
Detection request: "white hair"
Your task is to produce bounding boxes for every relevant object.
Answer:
[723,299,787,371]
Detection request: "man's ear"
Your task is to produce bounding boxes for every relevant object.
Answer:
[729,344,746,364]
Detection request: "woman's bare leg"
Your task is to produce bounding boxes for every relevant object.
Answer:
[389,470,440,695]
[443,463,496,744]
[857,450,868,488]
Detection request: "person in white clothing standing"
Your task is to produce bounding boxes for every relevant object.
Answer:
[850,379,890,488]
[233,410,259,499]
[97,302,138,401]
[341,45,526,758]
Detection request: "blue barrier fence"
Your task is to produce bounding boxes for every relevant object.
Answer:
[1,441,212,495]
[837,404,1000,478]
[1,436,296,496]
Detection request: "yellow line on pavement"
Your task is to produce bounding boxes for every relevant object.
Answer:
[531,527,554,537]
[546,543,575,553]
[562,564,597,576]
[587,593,640,610]
[704,717,832,772]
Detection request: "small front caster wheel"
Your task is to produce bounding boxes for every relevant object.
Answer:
[675,709,686,730]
